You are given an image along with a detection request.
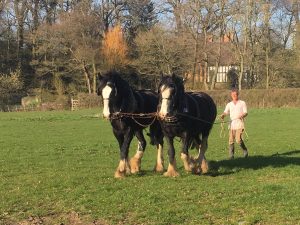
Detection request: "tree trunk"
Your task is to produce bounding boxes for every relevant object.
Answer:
[82,63,92,94]
[210,22,223,90]
[292,1,300,46]
[31,0,39,58]
[239,55,244,91]
[263,1,271,89]
[203,30,209,90]
[13,0,27,59]
[92,61,97,94]
[167,0,183,33]
[265,42,270,89]
[192,33,199,89]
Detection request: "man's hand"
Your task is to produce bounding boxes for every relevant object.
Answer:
[240,113,248,119]
[220,113,225,120]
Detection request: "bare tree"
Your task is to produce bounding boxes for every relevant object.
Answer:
[182,1,220,90]
[33,1,103,94]
[13,0,28,59]
[292,0,300,57]
[210,0,228,90]
[262,0,272,89]
[134,25,190,84]
[229,0,252,90]
[166,0,183,33]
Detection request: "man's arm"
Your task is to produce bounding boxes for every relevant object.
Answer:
[220,112,228,119]
[240,101,248,119]
[240,112,248,119]
[220,103,230,119]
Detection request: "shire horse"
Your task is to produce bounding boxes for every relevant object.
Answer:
[97,71,164,178]
[157,74,217,177]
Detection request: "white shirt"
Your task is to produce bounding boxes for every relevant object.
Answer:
[224,100,247,130]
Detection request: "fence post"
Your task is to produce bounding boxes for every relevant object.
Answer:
[71,98,79,111]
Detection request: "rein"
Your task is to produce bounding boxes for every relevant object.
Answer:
[110,112,158,128]
[107,111,248,139]
[161,113,249,140]
[164,112,233,125]
[109,111,233,125]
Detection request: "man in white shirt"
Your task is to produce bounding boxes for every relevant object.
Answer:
[221,89,248,159]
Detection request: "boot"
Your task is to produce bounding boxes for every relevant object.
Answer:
[229,144,235,159]
[240,141,248,158]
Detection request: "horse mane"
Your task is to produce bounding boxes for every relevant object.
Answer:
[101,70,131,93]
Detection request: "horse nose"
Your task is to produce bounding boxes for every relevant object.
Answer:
[158,112,169,119]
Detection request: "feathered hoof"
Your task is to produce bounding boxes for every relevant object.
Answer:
[130,157,141,174]
[181,154,192,172]
[114,167,131,178]
[154,163,164,173]
[184,164,192,172]
[163,170,179,177]
[114,160,131,178]
[201,161,209,174]
[114,170,126,178]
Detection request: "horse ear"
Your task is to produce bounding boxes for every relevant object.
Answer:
[183,73,189,83]
[160,72,164,80]
[171,73,176,79]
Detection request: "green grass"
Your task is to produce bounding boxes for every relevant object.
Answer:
[0,108,299,225]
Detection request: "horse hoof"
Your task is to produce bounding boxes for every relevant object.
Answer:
[201,161,209,174]
[154,164,164,173]
[163,171,179,177]
[184,166,192,172]
[130,157,140,174]
[181,153,192,172]
[114,170,126,178]
[130,168,139,174]
[201,167,208,174]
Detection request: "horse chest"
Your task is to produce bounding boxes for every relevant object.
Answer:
[161,121,186,136]
[111,119,128,131]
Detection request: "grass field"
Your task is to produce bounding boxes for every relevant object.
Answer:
[0,108,299,225]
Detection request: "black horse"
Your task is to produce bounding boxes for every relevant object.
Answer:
[157,74,217,177]
[97,71,164,178]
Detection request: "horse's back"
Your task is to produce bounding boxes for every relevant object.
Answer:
[138,89,158,99]
[187,91,217,123]
[134,89,158,113]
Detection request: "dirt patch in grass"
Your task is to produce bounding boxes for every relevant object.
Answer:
[2,212,109,225]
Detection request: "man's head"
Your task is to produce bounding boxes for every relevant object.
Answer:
[231,89,239,101]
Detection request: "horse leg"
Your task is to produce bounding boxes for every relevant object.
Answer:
[154,143,164,172]
[194,136,209,174]
[114,129,134,178]
[180,133,192,172]
[130,130,146,174]
[164,137,179,177]
[152,124,164,172]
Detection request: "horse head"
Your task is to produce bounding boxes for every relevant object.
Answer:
[157,73,185,119]
[97,71,128,119]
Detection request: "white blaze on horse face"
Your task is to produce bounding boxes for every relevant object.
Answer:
[159,85,172,118]
[102,85,112,118]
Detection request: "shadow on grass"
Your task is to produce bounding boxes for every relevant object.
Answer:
[208,149,300,177]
